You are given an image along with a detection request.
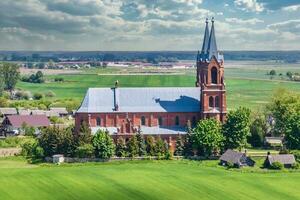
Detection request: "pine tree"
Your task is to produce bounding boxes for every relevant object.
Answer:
[155,137,166,158]
[77,122,92,145]
[136,131,146,156]
[183,131,194,157]
[127,135,139,157]
[174,136,184,156]
[115,137,127,157]
[145,136,156,156]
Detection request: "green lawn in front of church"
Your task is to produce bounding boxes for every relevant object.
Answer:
[0,158,300,200]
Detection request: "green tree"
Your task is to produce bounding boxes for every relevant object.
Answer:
[285,113,300,149]
[127,135,139,157]
[192,119,223,156]
[223,107,251,150]
[75,144,94,158]
[136,131,146,156]
[249,114,266,147]
[286,71,293,79]
[92,130,115,159]
[76,122,92,145]
[183,131,194,156]
[115,137,127,157]
[174,136,184,156]
[39,126,76,157]
[269,69,276,76]
[267,89,300,135]
[0,63,20,94]
[145,136,156,156]
[155,137,167,158]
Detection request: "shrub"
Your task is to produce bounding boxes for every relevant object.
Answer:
[292,162,300,169]
[33,93,43,100]
[21,139,44,160]
[54,77,64,82]
[0,137,24,148]
[75,144,94,158]
[145,136,156,156]
[226,162,235,169]
[270,162,284,170]
[127,135,139,157]
[290,150,300,163]
[15,90,30,100]
[45,91,56,98]
[115,137,127,157]
[174,136,184,156]
[165,150,173,160]
[92,130,115,159]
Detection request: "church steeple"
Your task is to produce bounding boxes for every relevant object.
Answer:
[207,17,218,60]
[201,18,210,57]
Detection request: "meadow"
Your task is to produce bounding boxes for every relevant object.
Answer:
[0,158,299,200]
[16,63,300,110]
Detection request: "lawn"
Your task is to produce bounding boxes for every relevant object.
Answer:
[17,73,300,109]
[0,158,300,200]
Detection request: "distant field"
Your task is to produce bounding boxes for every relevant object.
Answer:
[0,158,300,200]
[17,71,300,109]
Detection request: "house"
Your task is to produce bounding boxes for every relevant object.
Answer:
[50,107,68,117]
[18,109,31,115]
[0,108,17,116]
[220,149,255,168]
[75,19,227,152]
[2,115,50,135]
[265,154,296,168]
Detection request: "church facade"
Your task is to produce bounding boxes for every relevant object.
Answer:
[75,18,226,150]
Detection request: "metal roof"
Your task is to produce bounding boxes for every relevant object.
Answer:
[220,149,245,164]
[77,87,201,113]
[267,154,296,165]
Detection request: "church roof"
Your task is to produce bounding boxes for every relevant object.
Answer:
[77,87,201,113]
[201,18,210,56]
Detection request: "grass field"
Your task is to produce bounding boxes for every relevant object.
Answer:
[17,72,300,109]
[0,158,300,200]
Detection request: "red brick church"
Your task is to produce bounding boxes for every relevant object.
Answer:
[75,18,226,149]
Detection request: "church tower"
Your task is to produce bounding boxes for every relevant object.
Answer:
[196,18,226,122]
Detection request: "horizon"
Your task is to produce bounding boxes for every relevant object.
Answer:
[0,0,299,51]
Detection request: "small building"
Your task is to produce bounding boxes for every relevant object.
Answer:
[265,154,296,168]
[18,109,31,116]
[264,137,283,148]
[2,115,50,135]
[0,108,17,116]
[220,149,255,168]
[50,107,68,117]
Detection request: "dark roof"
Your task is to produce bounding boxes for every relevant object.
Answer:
[200,18,210,56]
[207,18,218,60]
[6,115,50,128]
[220,149,244,164]
[267,154,296,165]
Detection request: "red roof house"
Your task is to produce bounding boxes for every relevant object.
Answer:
[3,115,50,129]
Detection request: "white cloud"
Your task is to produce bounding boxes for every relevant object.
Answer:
[234,0,264,12]
[225,18,264,25]
[282,4,300,12]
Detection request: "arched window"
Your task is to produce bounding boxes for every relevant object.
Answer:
[209,96,214,108]
[175,116,180,126]
[192,116,197,127]
[215,96,220,108]
[96,117,101,126]
[141,116,146,126]
[158,117,163,126]
[211,67,218,84]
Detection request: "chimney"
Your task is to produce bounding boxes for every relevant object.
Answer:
[113,81,119,111]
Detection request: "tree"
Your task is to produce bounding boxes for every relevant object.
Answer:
[92,130,115,159]
[174,136,184,156]
[285,113,300,149]
[192,119,223,156]
[267,89,300,136]
[76,122,92,145]
[136,131,146,156]
[269,69,276,76]
[145,136,156,156]
[115,137,127,157]
[223,107,251,150]
[183,131,194,156]
[39,126,76,157]
[249,114,266,147]
[286,71,293,79]
[0,63,20,94]
[155,137,167,158]
[127,135,139,157]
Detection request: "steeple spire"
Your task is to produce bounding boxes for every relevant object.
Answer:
[201,18,210,55]
[207,17,218,60]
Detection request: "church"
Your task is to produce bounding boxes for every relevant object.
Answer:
[75,18,227,149]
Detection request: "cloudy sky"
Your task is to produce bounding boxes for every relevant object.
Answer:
[0,0,299,51]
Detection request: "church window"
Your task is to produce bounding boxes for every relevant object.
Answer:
[175,116,180,126]
[96,117,101,126]
[141,116,146,126]
[215,96,220,108]
[209,96,214,108]
[158,117,163,126]
[211,67,218,84]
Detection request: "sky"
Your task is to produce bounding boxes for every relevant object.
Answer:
[0,0,299,51]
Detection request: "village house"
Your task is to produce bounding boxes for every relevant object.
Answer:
[2,115,50,135]
[75,19,227,151]
[265,154,296,168]
[220,149,255,168]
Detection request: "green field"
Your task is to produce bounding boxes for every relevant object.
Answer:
[0,158,300,200]
[17,72,300,109]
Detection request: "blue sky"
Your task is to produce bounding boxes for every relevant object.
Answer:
[0,0,299,51]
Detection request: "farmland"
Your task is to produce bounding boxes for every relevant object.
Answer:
[16,61,300,110]
[0,158,300,200]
